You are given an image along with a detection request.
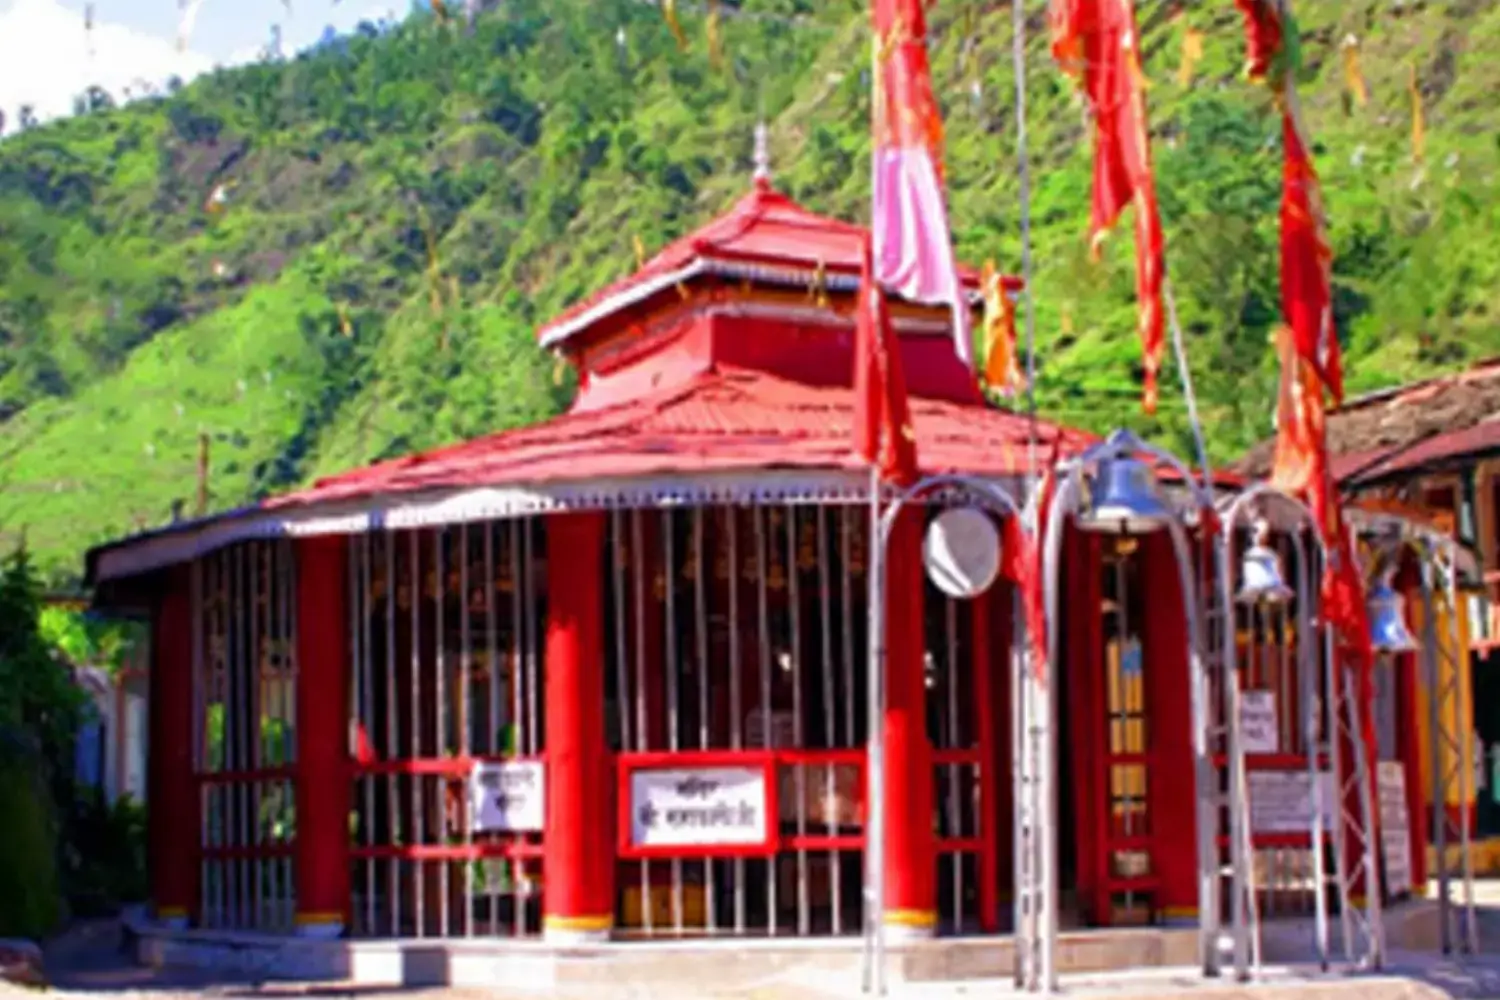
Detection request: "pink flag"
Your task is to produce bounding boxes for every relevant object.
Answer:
[871,0,971,369]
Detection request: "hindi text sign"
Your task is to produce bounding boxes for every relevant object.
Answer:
[1239,690,1279,755]
[469,759,545,833]
[628,765,771,854]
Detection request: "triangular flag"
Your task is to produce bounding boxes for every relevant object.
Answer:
[663,0,688,51]
[1341,35,1368,107]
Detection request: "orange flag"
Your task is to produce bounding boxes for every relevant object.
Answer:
[852,236,919,486]
[1178,27,1204,88]
[1049,0,1165,414]
[663,0,688,51]
[981,260,1022,394]
[1341,35,1368,107]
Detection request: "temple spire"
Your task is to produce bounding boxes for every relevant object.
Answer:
[753,120,771,189]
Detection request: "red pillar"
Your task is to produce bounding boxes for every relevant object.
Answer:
[1141,530,1199,925]
[543,512,615,942]
[1065,528,1106,925]
[882,509,936,936]
[148,563,199,927]
[1394,570,1428,894]
[294,536,352,936]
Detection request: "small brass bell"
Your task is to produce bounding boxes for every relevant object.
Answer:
[1237,519,1293,606]
[1081,455,1174,533]
[1367,573,1417,654]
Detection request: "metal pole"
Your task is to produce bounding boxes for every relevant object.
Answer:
[862,466,888,995]
[1420,564,1450,954]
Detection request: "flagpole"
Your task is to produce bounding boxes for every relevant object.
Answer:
[1011,0,1039,492]
[862,462,888,995]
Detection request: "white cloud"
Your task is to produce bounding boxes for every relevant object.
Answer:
[0,0,214,128]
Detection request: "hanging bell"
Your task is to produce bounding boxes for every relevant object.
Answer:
[1081,456,1175,534]
[1237,520,1293,606]
[1366,575,1418,653]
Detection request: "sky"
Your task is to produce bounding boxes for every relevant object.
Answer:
[0,0,400,129]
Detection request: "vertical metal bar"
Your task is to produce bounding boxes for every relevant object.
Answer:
[693,508,716,935]
[435,528,450,938]
[1323,623,1354,962]
[1421,569,1450,952]
[862,475,887,994]
[1445,563,1479,954]
[509,520,526,938]
[1289,532,1329,969]
[817,508,841,936]
[755,507,778,936]
[788,506,809,937]
[461,524,474,938]
[410,531,426,938]
[484,521,500,936]
[630,511,653,936]
[524,520,539,756]
[728,509,746,935]
[385,533,399,937]
[459,524,471,941]
[664,511,684,936]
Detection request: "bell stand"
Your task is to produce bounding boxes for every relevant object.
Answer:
[860,472,1029,996]
[1349,511,1480,957]
[1219,486,1385,974]
[1039,429,1248,984]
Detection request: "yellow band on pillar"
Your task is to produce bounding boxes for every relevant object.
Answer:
[294,911,345,926]
[1160,905,1199,919]
[156,906,189,919]
[883,909,938,928]
[543,914,613,932]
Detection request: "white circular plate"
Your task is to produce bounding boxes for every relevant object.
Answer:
[922,507,1001,599]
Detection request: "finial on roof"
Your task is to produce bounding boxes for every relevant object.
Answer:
[753,120,771,189]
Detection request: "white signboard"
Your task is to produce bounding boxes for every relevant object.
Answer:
[1377,761,1413,897]
[1239,690,1280,755]
[469,760,545,833]
[629,766,769,849]
[1248,770,1335,834]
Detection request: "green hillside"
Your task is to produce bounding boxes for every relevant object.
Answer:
[1,0,1497,583]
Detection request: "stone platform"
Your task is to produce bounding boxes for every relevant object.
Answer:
[125,914,1197,991]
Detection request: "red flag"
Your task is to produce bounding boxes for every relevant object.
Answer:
[1238,0,1344,403]
[1049,0,1166,414]
[1233,0,1283,80]
[1281,111,1343,403]
[853,236,919,486]
[871,0,970,370]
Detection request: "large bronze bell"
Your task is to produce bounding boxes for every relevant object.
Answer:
[1081,456,1175,534]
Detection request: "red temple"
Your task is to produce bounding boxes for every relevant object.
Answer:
[85,174,1444,982]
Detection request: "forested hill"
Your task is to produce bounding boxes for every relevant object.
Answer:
[2,0,1497,583]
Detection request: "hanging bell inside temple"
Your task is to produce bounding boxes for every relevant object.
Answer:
[1237,519,1294,606]
[1081,455,1175,534]
[1367,573,1418,654]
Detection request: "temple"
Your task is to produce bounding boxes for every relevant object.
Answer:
[86,174,1479,984]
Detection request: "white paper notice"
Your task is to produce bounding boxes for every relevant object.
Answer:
[1239,690,1280,755]
[469,760,545,833]
[1248,769,1334,834]
[629,766,769,849]
[1377,761,1412,897]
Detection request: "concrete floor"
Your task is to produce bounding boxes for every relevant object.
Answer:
[18,882,1500,1000]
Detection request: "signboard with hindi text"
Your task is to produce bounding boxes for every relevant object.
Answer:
[1377,761,1413,897]
[621,759,776,857]
[469,759,545,833]
[1239,690,1280,755]
[1247,769,1334,834]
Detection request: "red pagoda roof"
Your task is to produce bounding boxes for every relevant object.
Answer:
[271,367,1097,510]
[537,180,1016,350]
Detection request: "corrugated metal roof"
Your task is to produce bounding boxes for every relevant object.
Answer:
[536,181,1011,349]
[270,367,1097,510]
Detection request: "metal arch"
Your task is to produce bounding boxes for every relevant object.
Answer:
[1219,486,1353,973]
[1356,518,1480,956]
[861,472,1029,996]
[1035,435,1217,986]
